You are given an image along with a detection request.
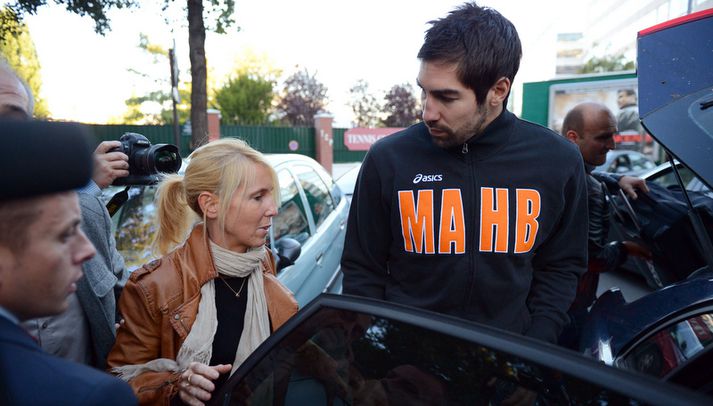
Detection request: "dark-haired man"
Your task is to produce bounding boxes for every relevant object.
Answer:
[341,2,588,344]
[0,61,129,369]
[0,121,137,405]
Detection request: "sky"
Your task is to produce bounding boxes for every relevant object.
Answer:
[15,0,581,127]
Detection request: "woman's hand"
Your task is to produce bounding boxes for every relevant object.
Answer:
[179,361,232,406]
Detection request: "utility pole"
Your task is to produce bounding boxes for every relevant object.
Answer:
[169,42,181,156]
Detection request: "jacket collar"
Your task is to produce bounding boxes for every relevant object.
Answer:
[181,224,219,286]
[439,108,516,160]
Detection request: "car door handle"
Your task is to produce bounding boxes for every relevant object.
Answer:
[316,252,324,266]
[339,219,346,230]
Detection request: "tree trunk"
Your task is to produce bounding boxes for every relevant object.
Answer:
[187,0,208,148]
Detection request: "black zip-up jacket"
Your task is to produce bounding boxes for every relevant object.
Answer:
[341,110,588,343]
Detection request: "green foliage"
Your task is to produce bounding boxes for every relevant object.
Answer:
[578,54,635,74]
[348,79,381,127]
[381,83,419,128]
[276,68,328,126]
[0,7,49,117]
[213,73,274,125]
[1,1,138,40]
[122,34,192,125]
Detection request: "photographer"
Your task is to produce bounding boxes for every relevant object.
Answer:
[0,62,129,370]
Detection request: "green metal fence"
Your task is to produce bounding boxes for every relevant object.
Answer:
[332,128,367,163]
[87,124,366,164]
[220,125,315,158]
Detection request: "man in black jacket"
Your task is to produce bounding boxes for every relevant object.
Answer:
[560,102,651,349]
[341,2,588,345]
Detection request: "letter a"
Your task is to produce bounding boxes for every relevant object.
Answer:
[439,189,465,254]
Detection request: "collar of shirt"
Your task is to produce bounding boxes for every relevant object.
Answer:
[0,305,19,325]
[77,179,102,196]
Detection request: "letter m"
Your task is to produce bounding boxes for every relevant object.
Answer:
[398,190,435,254]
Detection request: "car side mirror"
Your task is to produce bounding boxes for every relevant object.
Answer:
[273,237,301,271]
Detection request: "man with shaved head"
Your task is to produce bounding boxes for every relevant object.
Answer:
[560,102,651,349]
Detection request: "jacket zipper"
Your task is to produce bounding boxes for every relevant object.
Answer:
[463,143,476,308]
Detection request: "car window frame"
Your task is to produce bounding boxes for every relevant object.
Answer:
[614,304,713,380]
[211,294,708,406]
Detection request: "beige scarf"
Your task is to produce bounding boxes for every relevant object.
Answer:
[113,241,271,381]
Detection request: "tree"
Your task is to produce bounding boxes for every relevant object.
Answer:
[381,83,419,128]
[2,0,236,148]
[0,7,49,117]
[213,73,274,125]
[275,68,328,126]
[578,54,635,74]
[348,79,381,127]
[122,34,191,125]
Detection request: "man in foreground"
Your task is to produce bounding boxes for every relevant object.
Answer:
[342,2,588,344]
[0,121,136,405]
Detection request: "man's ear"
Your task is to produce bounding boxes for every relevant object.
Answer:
[198,192,219,220]
[487,77,511,107]
[565,130,579,143]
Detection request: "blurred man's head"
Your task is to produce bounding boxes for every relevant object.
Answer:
[617,89,637,109]
[562,102,617,166]
[0,192,95,321]
[0,61,32,119]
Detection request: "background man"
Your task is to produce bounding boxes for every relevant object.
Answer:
[560,102,651,348]
[616,89,643,134]
[0,61,130,369]
[341,2,588,344]
[0,121,136,405]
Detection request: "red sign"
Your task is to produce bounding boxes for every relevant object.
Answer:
[344,127,403,151]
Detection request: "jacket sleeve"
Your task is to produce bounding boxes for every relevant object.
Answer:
[526,155,589,343]
[341,151,390,299]
[107,276,181,404]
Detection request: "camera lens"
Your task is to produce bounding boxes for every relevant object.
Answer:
[155,149,179,172]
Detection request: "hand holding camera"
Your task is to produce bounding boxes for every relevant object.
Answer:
[93,140,129,189]
[109,133,181,186]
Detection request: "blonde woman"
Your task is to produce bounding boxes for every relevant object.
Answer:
[107,138,298,405]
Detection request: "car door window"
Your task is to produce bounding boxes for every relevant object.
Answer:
[273,169,310,245]
[292,165,335,229]
[113,186,159,271]
[218,308,658,405]
[618,312,713,378]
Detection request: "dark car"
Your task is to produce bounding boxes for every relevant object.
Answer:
[206,294,707,406]
[595,150,656,176]
[105,154,348,307]
[582,7,713,397]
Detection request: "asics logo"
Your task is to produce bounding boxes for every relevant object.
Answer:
[413,174,443,184]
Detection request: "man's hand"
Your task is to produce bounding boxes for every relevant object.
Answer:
[93,141,129,189]
[618,176,649,200]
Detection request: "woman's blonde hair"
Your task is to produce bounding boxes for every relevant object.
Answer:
[153,138,279,255]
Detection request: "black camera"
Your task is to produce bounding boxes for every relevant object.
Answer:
[110,133,181,185]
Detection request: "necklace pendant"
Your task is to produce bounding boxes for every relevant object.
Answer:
[235,292,240,298]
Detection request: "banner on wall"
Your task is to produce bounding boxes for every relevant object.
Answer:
[344,127,403,151]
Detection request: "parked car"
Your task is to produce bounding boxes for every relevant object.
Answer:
[582,8,713,397]
[595,150,656,176]
[105,153,349,307]
[206,294,707,405]
[335,163,361,204]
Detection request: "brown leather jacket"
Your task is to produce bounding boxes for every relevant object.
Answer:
[107,225,299,405]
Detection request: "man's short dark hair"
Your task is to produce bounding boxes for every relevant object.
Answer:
[618,89,636,97]
[0,198,41,253]
[561,107,585,136]
[417,2,522,105]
